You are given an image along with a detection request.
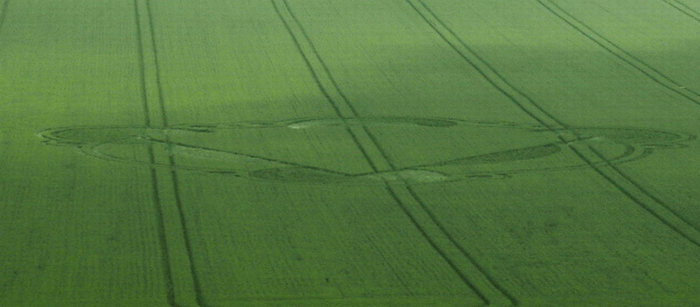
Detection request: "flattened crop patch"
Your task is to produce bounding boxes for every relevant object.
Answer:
[38,117,694,185]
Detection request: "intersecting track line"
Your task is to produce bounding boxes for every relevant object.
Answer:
[269,0,415,296]
[269,1,385,173]
[136,0,204,305]
[662,0,700,22]
[272,0,515,305]
[534,0,700,231]
[537,0,700,105]
[406,0,700,248]
[133,0,176,305]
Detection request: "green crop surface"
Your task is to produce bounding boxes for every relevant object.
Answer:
[1,0,700,306]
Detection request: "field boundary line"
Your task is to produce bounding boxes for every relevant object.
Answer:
[406,0,700,248]
[272,0,514,305]
[135,0,204,306]
[662,0,700,22]
[537,0,700,105]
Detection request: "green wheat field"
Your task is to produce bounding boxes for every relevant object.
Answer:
[1,0,700,306]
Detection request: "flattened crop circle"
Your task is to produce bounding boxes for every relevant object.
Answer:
[37,117,695,185]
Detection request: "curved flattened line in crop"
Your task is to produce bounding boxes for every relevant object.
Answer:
[381,139,649,181]
[77,143,243,176]
[35,118,539,178]
[75,140,623,184]
[38,123,691,192]
[409,0,700,249]
[60,130,644,184]
[537,0,700,104]
[175,117,542,131]
[662,0,700,22]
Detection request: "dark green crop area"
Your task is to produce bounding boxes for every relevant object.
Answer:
[2,0,700,306]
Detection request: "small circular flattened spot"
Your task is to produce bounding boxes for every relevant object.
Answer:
[287,119,342,129]
[573,128,688,145]
[368,169,450,183]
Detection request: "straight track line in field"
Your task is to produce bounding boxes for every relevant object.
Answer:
[534,0,700,231]
[407,0,700,249]
[134,0,153,127]
[272,0,514,305]
[133,0,175,305]
[662,0,700,22]
[537,0,700,105]
[135,0,204,306]
[269,0,390,173]
[270,0,414,291]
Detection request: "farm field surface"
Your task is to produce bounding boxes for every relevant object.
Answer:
[1,0,699,306]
